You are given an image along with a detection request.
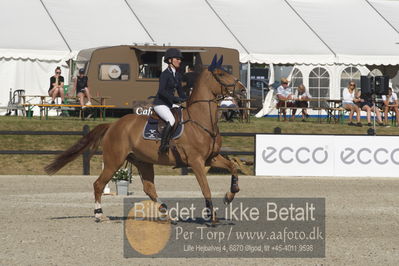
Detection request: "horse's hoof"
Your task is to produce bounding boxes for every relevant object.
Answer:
[205,211,219,227]
[159,203,168,213]
[205,218,219,227]
[224,192,235,205]
[223,193,230,205]
[205,222,216,227]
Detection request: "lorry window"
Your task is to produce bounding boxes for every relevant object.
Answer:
[138,52,163,79]
[99,63,130,81]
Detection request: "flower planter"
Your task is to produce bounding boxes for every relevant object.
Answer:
[116,180,129,196]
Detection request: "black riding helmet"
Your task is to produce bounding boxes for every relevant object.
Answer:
[164,48,183,63]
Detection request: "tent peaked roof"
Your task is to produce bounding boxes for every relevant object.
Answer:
[0,0,69,59]
[125,0,245,52]
[369,0,399,34]
[208,0,335,64]
[289,0,399,65]
[42,0,153,51]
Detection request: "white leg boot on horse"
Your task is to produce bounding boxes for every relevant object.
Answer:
[209,154,240,205]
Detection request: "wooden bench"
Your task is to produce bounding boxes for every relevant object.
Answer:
[277,106,312,121]
[381,104,398,126]
[276,106,347,123]
[219,107,258,122]
[64,96,111,106]
[22,95,112,119]
[22,103,115,120]
[310,107,349,124]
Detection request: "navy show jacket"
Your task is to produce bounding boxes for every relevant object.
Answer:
[153,67,187,108]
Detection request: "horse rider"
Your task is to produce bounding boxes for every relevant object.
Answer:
[153,48,188,153]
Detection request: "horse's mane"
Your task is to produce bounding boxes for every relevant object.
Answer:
[186,68,210,105]
[191,68,206,88]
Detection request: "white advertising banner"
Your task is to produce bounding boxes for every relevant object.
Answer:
[256,135,399,177]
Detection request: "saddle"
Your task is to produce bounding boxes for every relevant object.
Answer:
[143,107,184,141]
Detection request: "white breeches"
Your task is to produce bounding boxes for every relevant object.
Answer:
[153,105,175,126]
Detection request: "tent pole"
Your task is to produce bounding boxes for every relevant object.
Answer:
[247,62,251,107]
[68,59,73,90]
[39,0,72,52]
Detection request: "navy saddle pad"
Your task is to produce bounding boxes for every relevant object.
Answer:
[143,108,184,141]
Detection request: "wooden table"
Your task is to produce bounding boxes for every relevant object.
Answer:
[218,98,257,123]
[22,103,115,120]
[276,98,349,124]
[219,107,258,122]
[239,98,257,122]
[22,95,51,118]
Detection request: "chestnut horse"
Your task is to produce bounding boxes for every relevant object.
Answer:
[45,55,244,223]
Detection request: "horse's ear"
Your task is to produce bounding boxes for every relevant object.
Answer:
[208,54,218,71]
[217,55,223,67]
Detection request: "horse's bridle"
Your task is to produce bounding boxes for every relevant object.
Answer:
[182,70,240,142]
[188,71,240,106]
[211,71,239,99]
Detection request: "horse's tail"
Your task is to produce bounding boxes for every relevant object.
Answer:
[44,123,111,175]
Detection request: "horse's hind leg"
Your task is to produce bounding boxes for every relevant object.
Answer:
[132,161,159,202]
[93,154,126,221]
[132,160,170,212]
[209,154,240,204]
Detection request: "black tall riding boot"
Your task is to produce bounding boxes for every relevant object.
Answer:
[159,122,172,153]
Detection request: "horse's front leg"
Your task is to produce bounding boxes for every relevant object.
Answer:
[190,159,218,225]
[209,154,240,205]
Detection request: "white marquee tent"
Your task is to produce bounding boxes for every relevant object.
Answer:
[1,0,399,110]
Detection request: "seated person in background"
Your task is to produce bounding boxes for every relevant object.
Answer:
[357,88,384,126]
[382,87,399,127]
[48,66,65,104]
[276,77,294,121]
[342,81,362,127]
[71,68,92,106]
[220,96,238,122]
[292,84,311,122]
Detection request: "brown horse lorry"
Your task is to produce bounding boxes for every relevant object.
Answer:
[73,45,240,114]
